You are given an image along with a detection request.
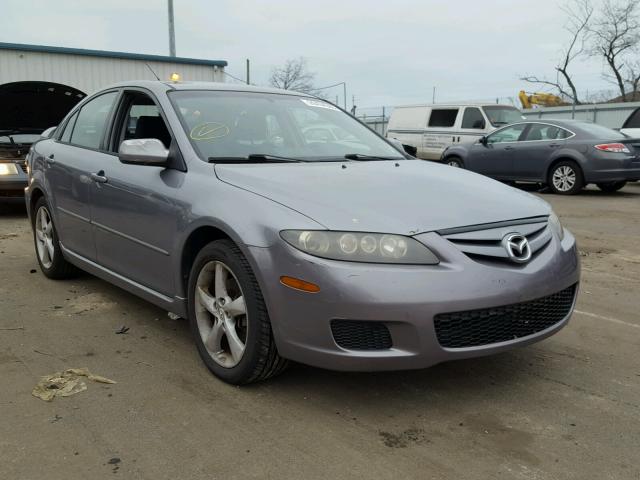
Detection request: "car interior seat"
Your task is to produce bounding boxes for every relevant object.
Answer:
[135,116,171,148]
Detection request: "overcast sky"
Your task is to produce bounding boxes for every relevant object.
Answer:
[0,0,615,110]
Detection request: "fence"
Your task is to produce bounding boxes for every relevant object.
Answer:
[356,101,640,134]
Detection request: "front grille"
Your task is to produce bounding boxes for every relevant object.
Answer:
[19,161,28,174]
[331,320,392,350]
[434,285,576,348]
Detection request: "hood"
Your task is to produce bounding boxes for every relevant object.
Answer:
[214,160,551,234]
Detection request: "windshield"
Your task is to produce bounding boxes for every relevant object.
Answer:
[483,106,524,127]
[577,122,627,139]
[169,91,402,162]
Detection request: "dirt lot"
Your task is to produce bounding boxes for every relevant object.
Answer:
[1,184,639,480]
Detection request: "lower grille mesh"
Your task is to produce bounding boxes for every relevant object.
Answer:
[434,285,576,348]
[331,320,392,350]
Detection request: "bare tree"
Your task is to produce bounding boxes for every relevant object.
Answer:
[269,57,319,95]
[589,0,640,101]
[521,0,593,104]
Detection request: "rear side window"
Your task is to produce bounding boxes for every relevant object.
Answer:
[524,124,572,141]
[461,108,486,129]
[70,92,118,149]
[428,109,458,128]
[59,112,79,143]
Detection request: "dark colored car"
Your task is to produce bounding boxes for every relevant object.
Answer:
[0,129,42,198]
[442,119,640,194]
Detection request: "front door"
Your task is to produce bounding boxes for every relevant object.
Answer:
[471,123,529,179]
[90,90,184,296]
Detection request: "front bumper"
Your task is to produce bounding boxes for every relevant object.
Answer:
[0,161,28,197]
[248,229,580,371]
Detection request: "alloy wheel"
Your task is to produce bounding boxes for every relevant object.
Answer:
[35,206,55,268]
[194,261,248,368]
[552,166,576,192]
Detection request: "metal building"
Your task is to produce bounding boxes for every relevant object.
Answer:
[0,42,227,133]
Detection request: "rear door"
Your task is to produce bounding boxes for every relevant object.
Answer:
[469,123,529,178]
[514,123,570,180]
[46,91,119,260]
[386,107,428,157]
[423,108,459,160]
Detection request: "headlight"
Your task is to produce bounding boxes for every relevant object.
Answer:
[548,212,565,241]
[0,163,19,176]
[280,230,439,264]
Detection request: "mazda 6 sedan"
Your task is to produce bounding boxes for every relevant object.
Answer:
[26,81,580,384]
[441,119,640,194]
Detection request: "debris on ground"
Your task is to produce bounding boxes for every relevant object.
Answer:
[32,367,116,402]
[115,325,130,334]
[167,312,181,320]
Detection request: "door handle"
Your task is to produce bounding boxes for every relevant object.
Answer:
[45,154,55,165]
[90,170,108,183]
[504,146,514,151]
[549,143,560,148]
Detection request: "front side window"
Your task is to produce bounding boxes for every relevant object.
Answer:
[483,106,524,127]
[119,93,171,148]
[461,107,486,129]
[70,92,118,149]
[428,109,458,128]
[487,124,528,144]
[170,91,402,161]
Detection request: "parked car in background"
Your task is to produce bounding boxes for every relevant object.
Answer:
[27,81,579,384]
[620,106,640,138]
[0,129,43,198]
[441,119,640,194]
[386,103,524,161]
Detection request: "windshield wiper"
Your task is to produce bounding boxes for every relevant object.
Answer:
[208,154,304,164]
[344,153,404,161]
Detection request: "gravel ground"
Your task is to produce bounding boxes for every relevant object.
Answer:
[0,183,639,480]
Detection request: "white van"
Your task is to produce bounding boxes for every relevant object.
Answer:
[386,103,524,161]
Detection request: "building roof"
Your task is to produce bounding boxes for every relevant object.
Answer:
[0,42,227,68]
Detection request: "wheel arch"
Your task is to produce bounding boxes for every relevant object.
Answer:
[546,154,586,183]
[28,187,46,221]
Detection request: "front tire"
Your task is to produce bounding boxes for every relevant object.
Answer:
[597,181,627,192]
[445,156,464,168]
[548,161,584,195]
[32,197,76,279]
[187,239,288,384]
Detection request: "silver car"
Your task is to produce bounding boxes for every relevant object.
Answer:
[26,81,580,384]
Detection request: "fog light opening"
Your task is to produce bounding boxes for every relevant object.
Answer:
[280,276,320,293]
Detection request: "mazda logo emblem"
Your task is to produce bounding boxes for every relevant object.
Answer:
[502,233,531,263]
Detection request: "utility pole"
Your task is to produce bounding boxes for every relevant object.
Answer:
[432,86,436,104]
[246,59,250,85]
[168,0,176,57]
[343,83,347,110]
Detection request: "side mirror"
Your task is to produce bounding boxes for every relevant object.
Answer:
[41,126,57,139]
[387,137,416,156]
[119,139,169,167]
[479,136,488,145]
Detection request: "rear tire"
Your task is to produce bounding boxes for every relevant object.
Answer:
[32,197,77,279]
[187,239,288,384]
[596,181,627,192]
[445,156,464,168]
[547,161,584,195]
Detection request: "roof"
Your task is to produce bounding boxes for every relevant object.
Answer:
[101,80,314,97]
[0,42,227,68]
[394,103,517,109]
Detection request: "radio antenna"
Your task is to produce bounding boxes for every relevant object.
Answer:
[145,63,161,81]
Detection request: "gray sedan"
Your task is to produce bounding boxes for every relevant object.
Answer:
[26,81,580,384]
[442,119,640,194]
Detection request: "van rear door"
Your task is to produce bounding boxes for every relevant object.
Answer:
[423,108,459,160]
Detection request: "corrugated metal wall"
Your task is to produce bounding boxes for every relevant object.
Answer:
[0,48,225,95]
[522,101,640,129]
